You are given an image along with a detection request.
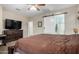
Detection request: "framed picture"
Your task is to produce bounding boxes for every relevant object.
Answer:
[38,21,42,27]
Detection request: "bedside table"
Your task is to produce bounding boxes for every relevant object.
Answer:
[0,35,6,46]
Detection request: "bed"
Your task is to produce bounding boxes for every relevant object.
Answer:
[8,34,79,54]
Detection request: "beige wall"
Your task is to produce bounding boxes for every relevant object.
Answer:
[2,9,29,37]
[55,5,77,34]
[0,5,79,36]
[29,5,79,35]
[29,12,51,35]
[75,5,79,29]
[29,16,44,35]
[0,6,29,37]
[0,6,3,34]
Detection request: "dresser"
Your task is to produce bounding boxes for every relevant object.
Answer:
[3,29,23,43]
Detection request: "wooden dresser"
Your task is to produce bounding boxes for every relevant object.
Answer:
[3,29,23,43]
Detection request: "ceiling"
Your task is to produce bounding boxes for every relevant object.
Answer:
[1,4,76,17]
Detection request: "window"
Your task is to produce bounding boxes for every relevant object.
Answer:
[44,14,65,34]
[54,14,65,34]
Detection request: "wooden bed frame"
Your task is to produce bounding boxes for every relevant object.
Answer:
[8,46,15,54]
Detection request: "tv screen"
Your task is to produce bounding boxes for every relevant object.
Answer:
[5,19,22,29]
[13,21,21,29]
[5,19,14,29]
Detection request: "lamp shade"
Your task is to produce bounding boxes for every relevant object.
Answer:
[73,28,78,34]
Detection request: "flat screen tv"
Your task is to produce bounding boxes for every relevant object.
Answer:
[5,19,22,29]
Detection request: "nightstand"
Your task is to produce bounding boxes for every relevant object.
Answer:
[0,35,6,46]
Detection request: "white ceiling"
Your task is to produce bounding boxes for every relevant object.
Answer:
[1,4,76,17]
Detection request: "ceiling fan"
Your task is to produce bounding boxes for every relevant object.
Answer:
[28,4,46,11]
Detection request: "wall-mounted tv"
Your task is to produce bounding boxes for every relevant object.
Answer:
[5,19,22,29]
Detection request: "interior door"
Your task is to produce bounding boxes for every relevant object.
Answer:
[28,21,33,36]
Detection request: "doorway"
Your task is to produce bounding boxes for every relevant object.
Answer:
[28,21,33,36]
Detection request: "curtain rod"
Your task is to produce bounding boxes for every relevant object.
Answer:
[43,12,68,17]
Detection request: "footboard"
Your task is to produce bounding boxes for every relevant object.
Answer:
[8,46,15,54]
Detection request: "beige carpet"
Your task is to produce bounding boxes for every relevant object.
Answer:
[0,41,16,54]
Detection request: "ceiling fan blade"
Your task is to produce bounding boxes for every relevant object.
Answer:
[36,4,45,6]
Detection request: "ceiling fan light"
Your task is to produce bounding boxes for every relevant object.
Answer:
[29,6,37,11]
